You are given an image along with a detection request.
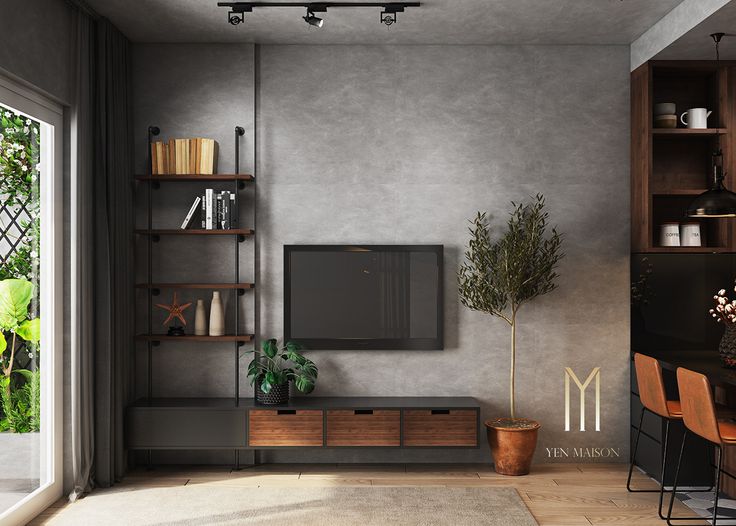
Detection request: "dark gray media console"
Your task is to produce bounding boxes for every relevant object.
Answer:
[127,397,481,450]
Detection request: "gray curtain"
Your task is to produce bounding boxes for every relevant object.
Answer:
[70,8,133,500]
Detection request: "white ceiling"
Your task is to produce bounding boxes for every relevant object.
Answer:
[84,0,685,45]
[655,2,736,60]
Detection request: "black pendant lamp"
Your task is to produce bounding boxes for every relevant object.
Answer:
[686,33,736,218]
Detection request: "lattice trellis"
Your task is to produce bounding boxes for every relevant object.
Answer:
[0,194,33,266]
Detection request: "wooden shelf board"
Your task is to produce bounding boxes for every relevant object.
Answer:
[135,229,254,236]
[135,174,254,181]
[136,334,254,342]
[652,128,726,135]
[136,283,254,290]
[651,189,708,196]
[643,246,732,254]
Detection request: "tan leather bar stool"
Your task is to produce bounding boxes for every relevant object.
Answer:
[628,353,711,521]
[668,367,736,526]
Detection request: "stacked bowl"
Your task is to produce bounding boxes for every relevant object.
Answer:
[654,102,677,128]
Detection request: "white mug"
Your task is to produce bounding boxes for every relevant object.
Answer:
[680,223,702,247]
[680,108,712,129]
[659,223,680,247]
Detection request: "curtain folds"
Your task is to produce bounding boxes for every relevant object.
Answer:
[70,9,132,500]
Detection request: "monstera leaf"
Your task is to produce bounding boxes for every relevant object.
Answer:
[0,279,33,331]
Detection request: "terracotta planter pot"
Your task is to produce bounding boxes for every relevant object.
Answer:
[485,418,540,476]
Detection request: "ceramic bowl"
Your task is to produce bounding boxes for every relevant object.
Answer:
[654,114,677,128]
[654,102,676,116]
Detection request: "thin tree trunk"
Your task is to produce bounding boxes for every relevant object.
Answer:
[510,310,516,420]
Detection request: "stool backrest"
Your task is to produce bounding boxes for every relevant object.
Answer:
[676,367,721,445]
[634,353,669,418]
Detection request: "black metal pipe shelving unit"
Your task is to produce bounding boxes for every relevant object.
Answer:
[129,125,257,468]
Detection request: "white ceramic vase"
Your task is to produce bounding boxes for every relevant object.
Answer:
[209,291,225,336]
[194,299,207,335]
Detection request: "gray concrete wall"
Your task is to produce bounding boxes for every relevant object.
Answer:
[0,0,73,104]
[133,43,630,464]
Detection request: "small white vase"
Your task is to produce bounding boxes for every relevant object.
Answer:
[194,299,207,336]
[209,291,225,336]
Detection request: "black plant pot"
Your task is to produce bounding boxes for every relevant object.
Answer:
[256,381,290,405]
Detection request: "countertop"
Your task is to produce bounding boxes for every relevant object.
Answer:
[633,349,736,387]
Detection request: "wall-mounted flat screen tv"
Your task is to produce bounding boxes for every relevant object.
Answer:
[284,245,443,350]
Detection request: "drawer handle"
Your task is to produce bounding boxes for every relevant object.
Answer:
[277,409,297,415]
[354,409,374,415]
[431,409,450,415]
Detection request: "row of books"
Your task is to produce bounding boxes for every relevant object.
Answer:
[180,190,238,230]
[151,138,219,175]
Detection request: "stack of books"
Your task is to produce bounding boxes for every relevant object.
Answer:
[180,190,238,230]
[151,138,219,175]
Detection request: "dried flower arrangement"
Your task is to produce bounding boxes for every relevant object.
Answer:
[710,285,736,324]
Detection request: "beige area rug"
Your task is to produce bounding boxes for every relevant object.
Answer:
[47,486,538,526]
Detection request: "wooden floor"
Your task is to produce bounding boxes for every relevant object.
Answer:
[31,463,703,526]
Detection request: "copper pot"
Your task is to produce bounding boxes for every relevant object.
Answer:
[485,418,540,476]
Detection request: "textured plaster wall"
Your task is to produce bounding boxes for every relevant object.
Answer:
[0,0,73,104]
[133,44,630,464]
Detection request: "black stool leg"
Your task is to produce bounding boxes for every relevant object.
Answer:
[658,419,671,519]
[713,444,723,526]
[628,407,658,492]
[667,430,687,526]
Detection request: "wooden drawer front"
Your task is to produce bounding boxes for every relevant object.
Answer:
[326,410,400,446]
[248,409,323,446]
[403,409,478,447]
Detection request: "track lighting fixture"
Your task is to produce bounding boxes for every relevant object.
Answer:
[226,4,252,25]
[303,8,324,27]
[217,2,420,27]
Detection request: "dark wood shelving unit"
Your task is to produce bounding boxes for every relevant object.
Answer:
[135,229,254,236]
[135,283,254,290]
[135,174,254,181]
[135,334,254,343]
[652,128,726,135]
[632,60,735,253]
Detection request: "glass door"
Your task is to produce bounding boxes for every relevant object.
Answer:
[0,76,63,525]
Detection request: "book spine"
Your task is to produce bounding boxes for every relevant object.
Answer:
[168,139,176,175]
[181,196,201,229]
[151,142,158,175]
[205,188,213,230]
[216,193,223,230]
[230,193,237,229]
[201,192,207,228]
[221,191,230,229]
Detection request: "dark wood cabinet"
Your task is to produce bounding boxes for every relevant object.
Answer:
[631,61,735,253]
[127,397,480,451]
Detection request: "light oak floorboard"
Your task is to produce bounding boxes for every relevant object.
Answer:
[28,463,700,526]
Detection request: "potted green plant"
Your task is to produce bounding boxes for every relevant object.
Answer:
[0,279,41,432]
[247,339,318,405]
[458,194,563,475]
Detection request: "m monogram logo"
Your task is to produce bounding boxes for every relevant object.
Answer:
[564,367,601,432]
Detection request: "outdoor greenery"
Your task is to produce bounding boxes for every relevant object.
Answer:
[458,194,564,421]
[0,105,41,433]
[0,279,41,432]
[0,107,40,283]
[247,339,318,395]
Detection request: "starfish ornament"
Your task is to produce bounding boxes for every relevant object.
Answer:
[155,292,192,326]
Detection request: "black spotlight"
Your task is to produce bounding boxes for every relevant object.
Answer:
[227,5,251,25]
[380,4,404,26]
[303,9,324,27]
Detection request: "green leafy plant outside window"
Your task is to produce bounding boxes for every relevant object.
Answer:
[0,279,40,432]
[0,105,41,432]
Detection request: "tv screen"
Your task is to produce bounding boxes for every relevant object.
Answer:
[284,245,443,350]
